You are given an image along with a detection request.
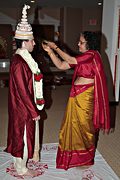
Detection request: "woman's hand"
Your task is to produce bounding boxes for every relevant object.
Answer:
[47,41,58,50]
[42,42,53,54]
[42,40,57,50]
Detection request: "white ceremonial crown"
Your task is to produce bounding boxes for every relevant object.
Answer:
[15,4,34,40]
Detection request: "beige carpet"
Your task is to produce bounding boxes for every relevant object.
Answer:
[0,143,119,180]
[0,85,120,178]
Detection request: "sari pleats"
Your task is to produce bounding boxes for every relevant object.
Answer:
[56,85,95,170]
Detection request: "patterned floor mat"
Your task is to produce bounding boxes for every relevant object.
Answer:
[0,143,119,180]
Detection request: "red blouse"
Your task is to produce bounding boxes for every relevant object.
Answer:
[69,50,96,79]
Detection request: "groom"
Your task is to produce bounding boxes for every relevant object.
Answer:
[5,4,45,177]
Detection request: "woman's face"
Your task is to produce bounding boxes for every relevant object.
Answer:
[78,35,88,53]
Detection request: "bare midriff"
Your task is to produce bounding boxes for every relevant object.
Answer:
[74,77,94,85]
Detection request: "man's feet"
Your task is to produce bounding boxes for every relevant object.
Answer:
[31,151,40,162]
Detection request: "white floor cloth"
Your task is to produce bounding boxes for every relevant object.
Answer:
[0,143,119,180]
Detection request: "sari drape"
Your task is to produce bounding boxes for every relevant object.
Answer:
[56,84,95,170]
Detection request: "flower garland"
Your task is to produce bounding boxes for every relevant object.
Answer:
[16,48,45,110]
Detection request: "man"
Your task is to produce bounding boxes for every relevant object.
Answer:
[5,4,45,177]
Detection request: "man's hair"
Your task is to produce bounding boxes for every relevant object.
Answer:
[81,31,99,50]
[15,39,29,48]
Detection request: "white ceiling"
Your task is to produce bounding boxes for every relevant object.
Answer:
[0,0,103,8]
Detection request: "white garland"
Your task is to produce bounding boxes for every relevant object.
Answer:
[16,48,40,74]
[16,48,44,110]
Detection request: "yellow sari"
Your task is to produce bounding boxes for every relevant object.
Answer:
[56,84,95,170]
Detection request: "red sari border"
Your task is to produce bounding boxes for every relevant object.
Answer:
[56,145,95,170]
[70,83,94,97]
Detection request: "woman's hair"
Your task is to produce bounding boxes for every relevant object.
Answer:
[15,39,29,48]
[81,31,99,50]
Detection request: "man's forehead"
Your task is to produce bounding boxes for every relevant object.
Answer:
[25,38,34,42]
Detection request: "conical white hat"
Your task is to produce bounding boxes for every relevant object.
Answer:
[15,4,34,40]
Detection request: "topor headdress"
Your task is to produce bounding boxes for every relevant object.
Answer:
[15,4,33,40]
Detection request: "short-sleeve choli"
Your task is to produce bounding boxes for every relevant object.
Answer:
[69,51,96,79]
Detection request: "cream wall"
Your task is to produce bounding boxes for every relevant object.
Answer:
[101,0,120,101]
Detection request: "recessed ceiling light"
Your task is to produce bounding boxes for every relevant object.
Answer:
[98,2,102,6]
[31,0,35,3]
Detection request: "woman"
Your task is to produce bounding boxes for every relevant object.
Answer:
[42,31,110,170]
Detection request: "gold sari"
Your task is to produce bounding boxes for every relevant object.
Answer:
[56,84,95,170]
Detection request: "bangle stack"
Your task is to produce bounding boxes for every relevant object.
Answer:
[55,46,58,50]
[48,52,53,56]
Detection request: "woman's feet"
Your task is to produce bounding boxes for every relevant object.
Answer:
[76,165,91,170]
[24,169,40,177]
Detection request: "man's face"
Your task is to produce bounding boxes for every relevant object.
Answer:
[23,39,35,52]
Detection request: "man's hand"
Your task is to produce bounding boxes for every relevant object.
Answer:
[33,115,40,121]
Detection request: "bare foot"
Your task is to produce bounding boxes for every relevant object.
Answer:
[31,151,39,162]
[76,165,91,169]
[24,169,40,177]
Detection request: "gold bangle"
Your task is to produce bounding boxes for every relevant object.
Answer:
[55,46,58,50]
[48,52,53,56]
